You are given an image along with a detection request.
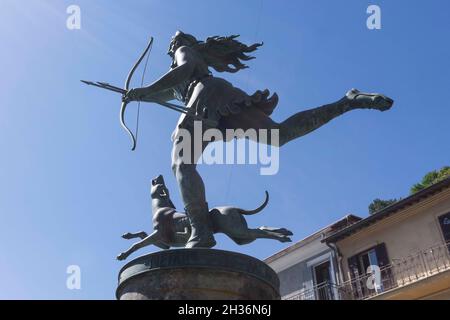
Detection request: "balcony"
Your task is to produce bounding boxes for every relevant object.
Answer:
[338,241,450,300]
[283,281,339,300]
[281,242,450,300]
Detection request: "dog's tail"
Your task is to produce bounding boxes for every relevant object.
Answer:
[239,191,269,215]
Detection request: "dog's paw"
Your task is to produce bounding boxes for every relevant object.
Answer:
[280,236,292,243]
[121,232,133,240]
[117,253,127,261]
[279,228,294,236]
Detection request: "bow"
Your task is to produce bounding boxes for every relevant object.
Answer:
[81,37,219,150]
[120,37,154,151]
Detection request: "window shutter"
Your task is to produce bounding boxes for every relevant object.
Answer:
[374,242,394,290]
[374,243,390,267]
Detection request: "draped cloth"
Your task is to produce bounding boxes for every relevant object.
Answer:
[183,76,279,133]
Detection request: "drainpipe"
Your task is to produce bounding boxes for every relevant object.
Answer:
[325,240,344,285]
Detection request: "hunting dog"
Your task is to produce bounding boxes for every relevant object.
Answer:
[117,175,292,260]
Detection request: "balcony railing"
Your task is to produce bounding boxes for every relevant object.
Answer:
[338,241,450,300]
[283,281,340,300]
[281,241,450,300]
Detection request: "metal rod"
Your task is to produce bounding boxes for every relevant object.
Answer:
[81,80,218,127]
[97,82,127,94]
[81,80,125,94]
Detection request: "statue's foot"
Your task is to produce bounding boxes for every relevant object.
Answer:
[185,235,216,248]
[346,88,394,111]
[185,202,217,248]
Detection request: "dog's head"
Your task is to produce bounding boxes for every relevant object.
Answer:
[151,175,175,208]
[151,175,169,199]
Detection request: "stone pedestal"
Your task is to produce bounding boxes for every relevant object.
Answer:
[116,248,280,300]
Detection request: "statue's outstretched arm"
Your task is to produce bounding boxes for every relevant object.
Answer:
[141,89,175,103]
[126,46,195,101]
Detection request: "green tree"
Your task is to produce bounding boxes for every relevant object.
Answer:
[410,166,450,194]
[369,198,398,215]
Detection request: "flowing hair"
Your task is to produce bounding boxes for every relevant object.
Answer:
[171,32,262,73]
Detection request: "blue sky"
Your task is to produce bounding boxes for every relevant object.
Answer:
[0,0,449,299]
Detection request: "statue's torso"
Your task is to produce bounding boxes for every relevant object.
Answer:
[170,46,278,131]
[171,47,211,103]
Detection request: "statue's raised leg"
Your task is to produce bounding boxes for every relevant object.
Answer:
[274,89,393,146]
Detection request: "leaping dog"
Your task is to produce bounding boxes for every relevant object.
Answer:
[117,175,293,260]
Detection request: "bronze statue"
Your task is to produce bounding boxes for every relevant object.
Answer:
[123,31,393,249]
[83,31,393,251]
[117,175,292,260]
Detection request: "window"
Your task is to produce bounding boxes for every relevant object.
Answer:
[313,261,334,300]
[347,243,393,299]
[438,211,450,251]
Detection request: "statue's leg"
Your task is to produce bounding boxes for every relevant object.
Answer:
[117,230,159,260]
[270,89,393,146]
[245,228,292,243]
[171,121,216,248]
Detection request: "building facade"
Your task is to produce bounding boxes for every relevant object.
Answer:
[325,177,450,300]
[266,177,450,300]
[265,215,361,300]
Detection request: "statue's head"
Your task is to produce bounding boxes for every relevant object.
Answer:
[167,30,263,73]
[167,30,199,57]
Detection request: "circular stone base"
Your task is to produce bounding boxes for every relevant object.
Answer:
[116,249,280,300]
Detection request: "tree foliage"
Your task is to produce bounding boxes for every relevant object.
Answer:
[369,198,398,215]
[367,166,449,215]
[410,166,450,194]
